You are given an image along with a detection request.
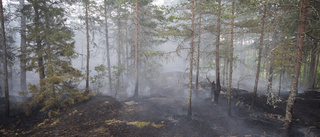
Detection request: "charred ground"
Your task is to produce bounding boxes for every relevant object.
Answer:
[0,85,320,137]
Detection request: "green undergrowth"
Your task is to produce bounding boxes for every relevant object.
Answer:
[105,119,164,128]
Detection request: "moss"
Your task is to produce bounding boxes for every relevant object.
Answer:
[105,119,164,128]
[105,119,123,125]
[50,119,60,126]
[127,121,150,128]
[151,123,164,128]
[127,121,164,128]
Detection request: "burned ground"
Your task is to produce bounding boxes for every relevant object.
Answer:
[0,86,319,137]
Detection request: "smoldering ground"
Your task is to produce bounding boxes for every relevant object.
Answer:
[103,70,285,136]
[1,67,319,136]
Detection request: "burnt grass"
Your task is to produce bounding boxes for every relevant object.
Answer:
[1,86,320,137]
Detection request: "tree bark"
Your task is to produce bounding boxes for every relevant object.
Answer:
[315,52,319,87]
[222,58,226,86]
[104,0,112,94]
[116,4,122,98]
[225,58,229,86]
[188,0,195,116]
[195,10,202,96]
[85,0,90,94]
[125,19,129,76]
[215,0,221,104]
[133,0,139,97]
[0,0,9,118]
[8,65,12,91]
[227,0,235,116]
[284,0,307,134]
[20,0,27,92]
[252,4,267,105]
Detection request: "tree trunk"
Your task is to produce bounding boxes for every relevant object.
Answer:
[125,19,129,76]
[20,0,27,92]
[301,55,307,88]
[9,65,13,91]
[104,1,112,94]
[43,1,56,105]
[116,4,122,98]
[195,10,202,96]
[227,0,235,116]
[34,4,45,91]
[0,0,9,118]
[214,0,221,104]
[187,0,195,116]
[266,56,269,79]
[225,58,229,86]
[284,0,307,134]
[308,39,317,89]
[126,34,128,75]
[85,0,90,94]
[252,4,267,105]
[222,58,226,86]
[315,53,319,87]
[133,0,139,97]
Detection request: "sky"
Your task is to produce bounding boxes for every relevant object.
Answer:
[153,0,180,6]
[153,0,164,5]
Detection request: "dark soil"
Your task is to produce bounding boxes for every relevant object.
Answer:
[0,86,319,137]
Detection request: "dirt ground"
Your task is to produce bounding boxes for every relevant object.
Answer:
[0,86,319,137]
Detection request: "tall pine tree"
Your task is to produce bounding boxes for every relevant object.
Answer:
[20,0,87,113]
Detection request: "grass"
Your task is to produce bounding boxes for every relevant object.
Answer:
[105,119,164,128]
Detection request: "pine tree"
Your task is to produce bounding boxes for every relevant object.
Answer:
[104,0,113,95]
[85,0,90,94]
[131,0,164,97]
[187,0,195,116]
[0,0,9,118]
[195,1,202,96]
[20,0,27,92]
[215,0,222,104]
[227,0,235,116]
[20,0,88,114]
[133,0,139,97]
[252,4,267,105]
[284,0,307,133]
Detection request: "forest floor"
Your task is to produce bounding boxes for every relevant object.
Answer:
[0,85,320,137]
